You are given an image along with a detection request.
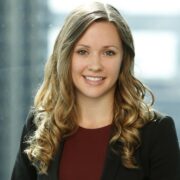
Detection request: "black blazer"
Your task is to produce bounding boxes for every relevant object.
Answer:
[11,111,180,180]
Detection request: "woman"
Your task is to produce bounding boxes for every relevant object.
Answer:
[12,2,180,180]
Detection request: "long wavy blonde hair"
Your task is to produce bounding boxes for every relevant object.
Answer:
[25,2,155,174]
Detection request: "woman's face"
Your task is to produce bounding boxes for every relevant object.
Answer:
[71,21,123,100]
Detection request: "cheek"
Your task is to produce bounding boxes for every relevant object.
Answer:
[71,58,85,76]
[71,61,79,86]
[106,59,122,78]
[71,57,79,74]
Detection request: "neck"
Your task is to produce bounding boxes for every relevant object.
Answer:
[76,95,114,129]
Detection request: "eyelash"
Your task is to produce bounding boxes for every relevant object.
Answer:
[76,49,88,55]
[104,50,116,56]
[76,49,116,56]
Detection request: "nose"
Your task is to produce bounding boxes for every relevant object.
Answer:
[88,53,103,72]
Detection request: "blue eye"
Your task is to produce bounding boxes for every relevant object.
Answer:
[104,50,116,56]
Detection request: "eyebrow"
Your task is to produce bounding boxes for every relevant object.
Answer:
[76,44,120,50]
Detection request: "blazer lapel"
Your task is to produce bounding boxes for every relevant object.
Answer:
[38,140,65,180]
[101,142,121,180]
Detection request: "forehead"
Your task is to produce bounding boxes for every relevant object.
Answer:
[75,21,121,46]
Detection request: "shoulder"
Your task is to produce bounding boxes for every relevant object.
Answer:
[21,109,36,141]
[142,111,178,140]
[25,110,35,128]
[142,111,180,178]
[140,111,180,161]
[139,111,180,179]
[11,110,37,179]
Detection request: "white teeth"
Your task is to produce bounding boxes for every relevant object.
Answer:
[85,76,103,81]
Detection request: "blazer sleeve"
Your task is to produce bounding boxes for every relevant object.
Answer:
[149,116,180,180]
[11,111,37,180]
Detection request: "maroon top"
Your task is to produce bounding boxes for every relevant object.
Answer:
[59,124,112,180]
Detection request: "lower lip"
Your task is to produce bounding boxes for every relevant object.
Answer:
[83,76,105,86]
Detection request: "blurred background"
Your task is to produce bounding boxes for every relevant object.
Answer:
[0,0,180,179]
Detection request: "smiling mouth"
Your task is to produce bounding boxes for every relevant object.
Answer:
[83,76,105,81]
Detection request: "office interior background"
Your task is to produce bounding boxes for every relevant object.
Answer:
[0,0,180,179]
